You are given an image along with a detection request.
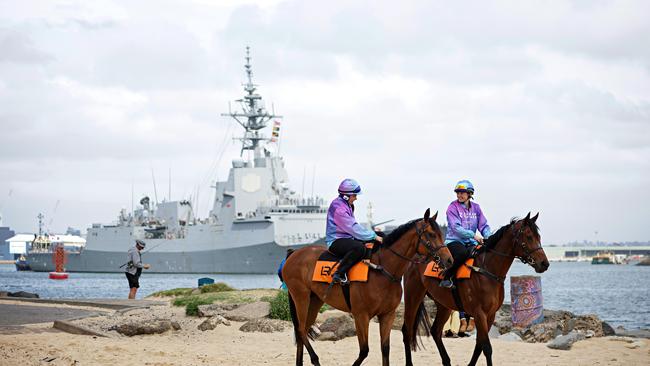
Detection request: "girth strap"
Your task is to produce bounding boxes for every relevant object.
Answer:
[466,264,505,284]
[342,283,352,311]
[451,284,465,314]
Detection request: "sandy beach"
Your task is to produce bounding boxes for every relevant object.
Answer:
[0,299,647,366]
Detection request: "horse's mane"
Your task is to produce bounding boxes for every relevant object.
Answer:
[378,217,441,252]
[484,217,540,249]
[380,219,419,249]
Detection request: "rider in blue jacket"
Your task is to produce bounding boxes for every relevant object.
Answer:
[440,179,491,289]
[326,178,383,284]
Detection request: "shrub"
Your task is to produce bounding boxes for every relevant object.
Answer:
[200,282,235,293]
[149,288,193,297]
[268,290,291,321]
[182,297,216,316]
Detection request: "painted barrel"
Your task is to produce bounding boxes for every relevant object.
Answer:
[510,275,543,328]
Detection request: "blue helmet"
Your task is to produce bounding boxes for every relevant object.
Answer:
[454,180,474,194]
[338,178,362,195]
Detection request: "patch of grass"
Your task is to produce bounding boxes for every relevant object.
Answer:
[183,297,216,316]
[200,282,235,293]
[172,288,282,316]
[319,303,332,313]
[148,288,193,297]
[268,290,291,321]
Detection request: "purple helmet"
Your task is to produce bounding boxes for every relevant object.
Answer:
[338,178,362,195]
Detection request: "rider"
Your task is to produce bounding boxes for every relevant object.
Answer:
[439,179,491,289]
[326,178,383,284]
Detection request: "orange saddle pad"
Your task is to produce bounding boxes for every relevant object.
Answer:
[312,261,369,283]
[424,258,474,279]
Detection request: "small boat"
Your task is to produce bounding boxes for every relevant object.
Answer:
[591,251,620,264]
[14,255,32,271]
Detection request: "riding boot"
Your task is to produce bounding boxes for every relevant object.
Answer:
[332,252,357,284]
[439,263,459,288]
[440,242,469,289]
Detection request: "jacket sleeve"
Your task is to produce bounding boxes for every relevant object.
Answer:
[130,249,144,268]
[447,205,475,240]
[333,206,377,241]
[477,207,492,238]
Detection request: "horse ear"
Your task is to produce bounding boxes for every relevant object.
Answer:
[432,211,438,221]
[424,208,430,221]
[531,212,539,222]
[524,212,531,222]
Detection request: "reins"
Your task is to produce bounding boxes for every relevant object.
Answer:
[373,219,447,282]
[471,223,544,284]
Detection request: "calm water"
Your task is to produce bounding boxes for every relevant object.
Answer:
[0,262,648,329]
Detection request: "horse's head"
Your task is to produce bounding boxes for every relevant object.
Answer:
[511,212,549,273]
[415,208,453,269]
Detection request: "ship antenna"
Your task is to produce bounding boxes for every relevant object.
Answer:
[221,46,283,158]
[151,167,159,204]
[37,213,44,236]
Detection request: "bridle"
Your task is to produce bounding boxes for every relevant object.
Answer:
[487,223,544,265]
[374,219,448,282]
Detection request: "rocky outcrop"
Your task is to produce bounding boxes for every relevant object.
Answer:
[109,319,181,336]
[197,303,240,318]
[572,314,604,337]
[493,306,610,344]
[547,331,586,350]
[7,291,39,298]
[498,331,523,342]
[198,315,231,331]
[317,314,356,341]
[223,302,270,322]
[239,318,288,333]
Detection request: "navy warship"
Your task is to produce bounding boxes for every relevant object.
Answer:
[27,48,327,273]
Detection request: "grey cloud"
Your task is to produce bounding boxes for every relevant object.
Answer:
[0,28,53,64]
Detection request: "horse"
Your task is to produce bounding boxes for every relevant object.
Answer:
[282,209,454,366]
[401,212,550,366]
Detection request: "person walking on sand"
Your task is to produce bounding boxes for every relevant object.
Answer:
[126,239,150,299]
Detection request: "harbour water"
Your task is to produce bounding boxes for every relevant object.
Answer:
[0,262,648,330]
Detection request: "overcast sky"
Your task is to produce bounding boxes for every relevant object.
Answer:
[1,0,648,244]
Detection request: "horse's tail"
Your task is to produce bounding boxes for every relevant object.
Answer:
[287,289,317,344]
[409,301,432,351]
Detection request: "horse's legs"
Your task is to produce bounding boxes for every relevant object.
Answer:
[291,288,321,366]
[351,313,370,366]
[478,314,493,366]
[401,270,427,366]
[431,301,453,366]
[467,312,491,366]
[378,311,397,366]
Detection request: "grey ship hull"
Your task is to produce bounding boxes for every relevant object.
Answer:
[27,241,319,274]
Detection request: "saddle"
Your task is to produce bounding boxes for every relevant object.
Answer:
[424,245,483,280]
[424,258,474,279]
[311,243,374,283]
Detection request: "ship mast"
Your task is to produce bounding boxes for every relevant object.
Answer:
[222,46,282,158]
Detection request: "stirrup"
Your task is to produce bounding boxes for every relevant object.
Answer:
[332,272,349,285]
[439,278,455,289]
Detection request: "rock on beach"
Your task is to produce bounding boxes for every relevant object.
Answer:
[109,319,181,337]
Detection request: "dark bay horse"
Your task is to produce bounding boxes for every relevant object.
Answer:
[282,209,453,366]
[402,213,550,366]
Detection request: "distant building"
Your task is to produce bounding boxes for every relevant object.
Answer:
[0,226,16,259]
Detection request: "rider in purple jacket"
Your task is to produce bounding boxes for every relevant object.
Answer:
[440,179,491,289]
[326,178,382,284]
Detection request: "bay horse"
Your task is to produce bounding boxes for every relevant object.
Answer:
[401,212,550,366]
[282,209,453,366]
